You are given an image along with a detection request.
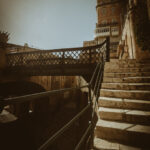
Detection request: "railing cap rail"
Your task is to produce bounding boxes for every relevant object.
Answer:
[6,40,106,55]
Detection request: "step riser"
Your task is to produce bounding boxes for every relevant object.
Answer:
[104,73,150,78]
[109,59,150,64]
[95,127,150,148]
[95,60,150,149]
[100,90,150,100]
[94,138,141,150]
[99,100,150,111]
[104,68,150,73]
[99,111,150,125]
[105,63,150,69]
[103,78,150,83]
[102,84,150,90]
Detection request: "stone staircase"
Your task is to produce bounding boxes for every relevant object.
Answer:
[94,59,150,150]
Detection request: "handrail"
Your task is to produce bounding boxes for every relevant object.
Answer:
[1,85,88,106]
[6,41,106,55]
[74,124,92,150]
[0,37,110,150]
[38,104,90,150]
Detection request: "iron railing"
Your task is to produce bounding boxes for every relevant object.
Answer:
[0,37,110,150]
[5,41,107,76]
[6,42,106,67]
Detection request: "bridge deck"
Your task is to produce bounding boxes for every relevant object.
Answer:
[5,64,97,76]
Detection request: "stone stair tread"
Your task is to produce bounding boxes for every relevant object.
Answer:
[103,77,150,83]
[101,89,150,93]
[96,119,150,134]
[102,83,150,85]
[124,76,150,79]
[104,72,150,74]
[98,97,150,111]
[104,72,150,78]
[109,59,150,63]
[94,138,120,150]
[100,89,150,100]
[99,97,150,104]
[104,68,150,73]
[127,125,150,133]
[99,107,150,116]
[103,76,150,83]
[94,138,141,150]
[101,83,150,90]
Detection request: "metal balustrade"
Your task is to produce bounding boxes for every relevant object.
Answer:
[0,37,110,150]
[5,41,107,76]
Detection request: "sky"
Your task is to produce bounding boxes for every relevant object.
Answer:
[0,0,97,49]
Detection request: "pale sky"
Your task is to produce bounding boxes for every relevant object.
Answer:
[0,0,97,49]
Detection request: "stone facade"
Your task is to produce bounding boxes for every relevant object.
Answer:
[84,0,123,47]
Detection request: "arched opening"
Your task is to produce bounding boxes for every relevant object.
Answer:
[0,81,90,150]
[0,81,50,150]
[0,81,49,117]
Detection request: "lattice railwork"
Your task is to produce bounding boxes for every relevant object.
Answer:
[7,43,106,66]
[5,41,107,76]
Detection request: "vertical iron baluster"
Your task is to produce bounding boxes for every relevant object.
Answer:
[89,49,92,64]
[62,51,65,65]
[88,84,94,149]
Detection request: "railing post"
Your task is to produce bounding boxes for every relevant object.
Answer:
[106,37,110,62]
[62,51,65,65]
[89,49,92,64]
[88,84,94,149]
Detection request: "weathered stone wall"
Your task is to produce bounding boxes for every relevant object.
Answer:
[83,0,122,48]
[97,2,121,26]
[118,1,150,60]
[118,13,136,59]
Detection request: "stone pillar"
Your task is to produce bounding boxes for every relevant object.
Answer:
[129,12,137,59]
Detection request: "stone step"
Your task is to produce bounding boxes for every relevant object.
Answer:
[103,77,150,83]
[100,89,150,100]
[109,59,150,64]
[95,119,150,148]
[110,52,118,59]
[98,97,150,111]
[105,62,150,68]
[104,67,150,73]
[102,83,150,90]
[94,138,141,150]
[104,72,150,78]
[99,107,150,125]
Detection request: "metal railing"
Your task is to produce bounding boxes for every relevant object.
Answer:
[96,22,119,28]
[5,41,107,76]
[0,37,110,150]
[6,42,106,67]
